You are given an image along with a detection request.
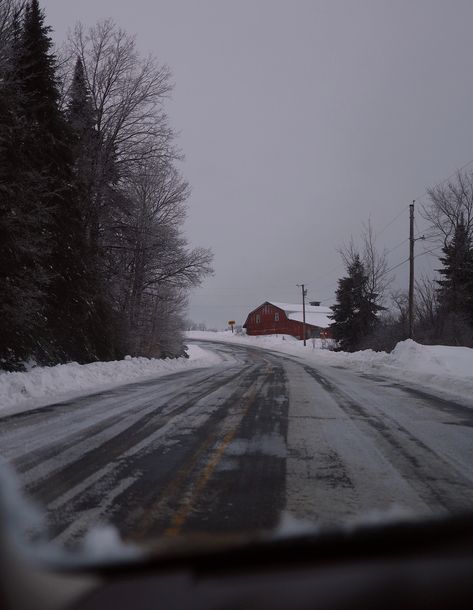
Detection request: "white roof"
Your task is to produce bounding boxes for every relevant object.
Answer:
[268,301,333,328]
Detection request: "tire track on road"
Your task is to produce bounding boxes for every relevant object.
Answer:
[303,366,473,513]
[122,363,272,541]
[16,368,236,472]
[24,366,251,506]
[44,362,267,544]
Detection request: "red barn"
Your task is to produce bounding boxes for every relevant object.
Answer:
[243,301,332,340]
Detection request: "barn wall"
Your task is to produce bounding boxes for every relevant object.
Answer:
[243,302,330,339]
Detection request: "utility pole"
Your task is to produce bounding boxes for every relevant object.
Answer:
[409,201,415,339]
[297,284,307,346]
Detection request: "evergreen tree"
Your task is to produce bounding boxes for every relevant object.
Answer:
[66,58,100,215]
[330,254,382,351]
[0,5,213,368]
[15,1,67,361]
[65,56,122,361]
[13,1,90,363]
[437,215,473,323]
[0,1,53,368]
[17,0,60,120]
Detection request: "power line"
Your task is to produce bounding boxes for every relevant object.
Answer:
[310,233,410,301]
[304,158,473,301]
[425,158,473,194]
[385,237,409,255]
[416,246,441,259]
[408,158,473,212]
[306,209,409,289]
[372,157,473,243]
[386,256,410,274]
[192,161,473,316]
[421,231,443,242]
[192,246,444,310]
[314,253,415,305]
[307,261,345,285]
[375,205,409,239]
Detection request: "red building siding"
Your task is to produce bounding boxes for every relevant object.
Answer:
[243,302,328,340]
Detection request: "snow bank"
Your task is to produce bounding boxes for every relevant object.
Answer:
[187,331,473,400]
[337,339,473,397]
[0,344,222,417]
[187,330,312,349]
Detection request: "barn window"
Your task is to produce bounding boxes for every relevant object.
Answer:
[275,313,279,321]
[256,314,261,324]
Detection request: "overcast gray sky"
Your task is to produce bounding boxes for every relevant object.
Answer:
[43,0,473,328]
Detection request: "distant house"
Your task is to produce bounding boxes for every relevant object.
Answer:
[243,301,333,340]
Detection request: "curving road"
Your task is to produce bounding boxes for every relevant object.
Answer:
[1,341,473,546]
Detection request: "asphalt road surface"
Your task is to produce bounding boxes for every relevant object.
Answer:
[1,341,473,547]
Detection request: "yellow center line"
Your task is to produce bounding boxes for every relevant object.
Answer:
[164,363,272,537]
[133,432,217,541]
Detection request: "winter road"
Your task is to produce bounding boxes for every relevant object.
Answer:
[1,341,473,546]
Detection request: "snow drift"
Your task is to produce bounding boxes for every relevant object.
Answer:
[0,345,222,417]
[187,331,473,400]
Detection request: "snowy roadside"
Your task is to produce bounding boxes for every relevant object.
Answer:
[187,331,473,401]
[0,345,223,418]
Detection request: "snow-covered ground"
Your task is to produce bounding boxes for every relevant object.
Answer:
[1,333,473,551]
[186,331,473,401]
[2,330,473,420]
[0,345,223,417]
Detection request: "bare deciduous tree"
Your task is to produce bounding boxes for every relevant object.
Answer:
[339,219,391,309]
[106,154,212,355]
[415,275,439,330]
[59,19,213,358]
[361,219,391,307]
[66,20,174,171]
[390,289,409,326]
[422,170,473,246]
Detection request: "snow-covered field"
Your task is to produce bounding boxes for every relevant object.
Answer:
[0,345,223,417]
[187,331,473,401]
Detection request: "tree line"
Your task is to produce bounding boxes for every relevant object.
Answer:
[0,0,213,370]
[330,173,473,352]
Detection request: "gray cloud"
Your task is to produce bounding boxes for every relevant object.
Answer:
[43,0,473,327]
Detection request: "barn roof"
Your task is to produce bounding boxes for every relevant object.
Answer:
[268,301,333,328]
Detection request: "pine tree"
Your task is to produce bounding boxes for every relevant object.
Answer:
[14,1,90,363]
[437,215,473,323]
[0,1,53,368]
[65,56,121,361]
[330,254,382,351]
